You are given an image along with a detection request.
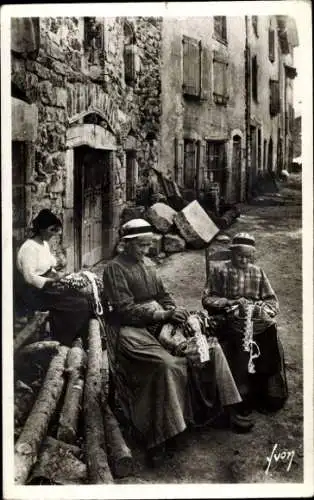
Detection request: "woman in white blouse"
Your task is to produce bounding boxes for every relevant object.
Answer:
[16,209,92,346]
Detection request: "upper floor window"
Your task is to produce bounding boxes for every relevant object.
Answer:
[123,21,140,87]
[213,16,227,43]
[213,52,229,105]
[252,16,258,36]
[84,18,104,65]
[269,79,280,116]
[182,36,201,98]
[269,28,275,63]
[252,55,258,102]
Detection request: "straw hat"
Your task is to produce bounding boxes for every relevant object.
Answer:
[230,232,256,250]
[121,219,153,240]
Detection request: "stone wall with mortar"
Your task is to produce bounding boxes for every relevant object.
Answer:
[11,16,162,265]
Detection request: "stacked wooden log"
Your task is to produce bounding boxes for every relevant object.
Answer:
[14,318,133,485]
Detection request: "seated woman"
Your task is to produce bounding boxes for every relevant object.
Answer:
[202,232,288,414]
[102,219,253,467]
[16,209,92,347]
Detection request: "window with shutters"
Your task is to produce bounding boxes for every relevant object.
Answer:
[84,18,104,65]
[182,36,201,98]
[126,152,137,201]
[123,22,139,86]
[213,17,227,43]
[252,16,258,36]
[206,141,227,187]
[269,29,275,62]
[213,55,229,105]
[252,55,258,102]
[269,79,280,116]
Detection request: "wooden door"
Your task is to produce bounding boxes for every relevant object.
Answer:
[74,147,109,269]
[231,135,242,202]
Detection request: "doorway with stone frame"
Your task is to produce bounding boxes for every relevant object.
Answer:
[73,146,111,270]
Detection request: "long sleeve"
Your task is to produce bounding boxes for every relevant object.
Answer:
[102,262,164,326]
[155,275,176,310]
[17,240,56,289]
[202,264,229,311]
[254,269,279,317]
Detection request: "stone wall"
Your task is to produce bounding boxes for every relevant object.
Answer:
[11,16,162,265]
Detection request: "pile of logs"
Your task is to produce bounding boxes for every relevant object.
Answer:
[14,318,133,485]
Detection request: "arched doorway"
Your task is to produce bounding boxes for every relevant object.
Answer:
[65,122,117,271]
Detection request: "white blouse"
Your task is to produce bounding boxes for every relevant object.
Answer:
[17,239,57,289]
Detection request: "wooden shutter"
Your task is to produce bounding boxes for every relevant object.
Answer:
[124,44,137,85]
[175,138,184,187]
[200,45,211,101]
[213,52,229,105]
[214,17,227,42]
[11,18,40,56]
[252,55,258,102]
[269,29,275,62]
[183,36,201,97]
[270,79,280,116]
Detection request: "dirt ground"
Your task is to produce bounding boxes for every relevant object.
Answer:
[111,186,303,484]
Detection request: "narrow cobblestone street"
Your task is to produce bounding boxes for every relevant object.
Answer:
[91,187,303,484]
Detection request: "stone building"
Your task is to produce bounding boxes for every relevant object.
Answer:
[11,16,162,270]
[11,15,298,270]
[245,15,298,195]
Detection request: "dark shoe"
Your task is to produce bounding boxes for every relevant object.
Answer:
[229,406,255,433]
[146,443,167,468]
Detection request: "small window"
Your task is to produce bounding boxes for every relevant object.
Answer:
[182,36,201,98]
[252,16,258,36]
[269,29,275,62]
[252,55,258,102]
[269,79,280,116]
[213,54,229,105]
[213,16,227,43]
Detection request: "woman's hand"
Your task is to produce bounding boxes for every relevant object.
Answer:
[169,307,189,325]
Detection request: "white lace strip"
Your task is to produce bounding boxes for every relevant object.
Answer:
[242,303,260,373]
[82,271,103,316]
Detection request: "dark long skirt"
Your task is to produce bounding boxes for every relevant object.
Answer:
[16,281,92,347]
[104,322,241,449]
[217,323,288,410]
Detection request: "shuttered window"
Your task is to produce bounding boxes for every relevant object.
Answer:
[213,17,227,43]
[252,55,258,102]
[252,16,258,36]
[213,52,229,105]
[183,36,201,98]
[269,29,275,62]
[269,79,280,116]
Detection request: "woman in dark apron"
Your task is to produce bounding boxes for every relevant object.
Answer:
[16,209,92,347]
